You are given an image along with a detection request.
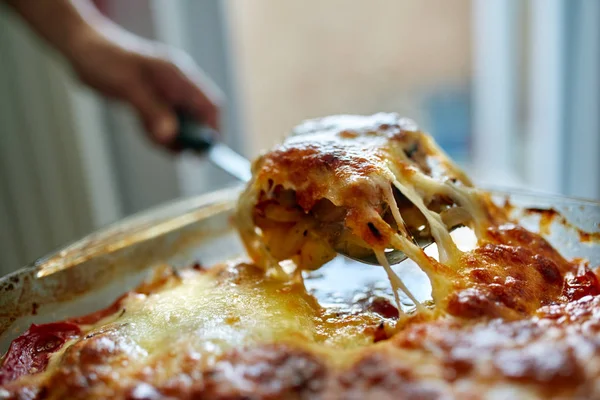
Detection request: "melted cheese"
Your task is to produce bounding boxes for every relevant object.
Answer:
[95,265,381,354]
[235,113,497,316]
[1,263,388,398]
[3,113,599,399]
[4,240,597,399]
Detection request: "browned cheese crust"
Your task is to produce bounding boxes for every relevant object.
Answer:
[2,224,599,399]
[2,114,599,399]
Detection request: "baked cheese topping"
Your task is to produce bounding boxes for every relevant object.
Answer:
[236,113,502,317]
[1,113,599,399]
[1,244,598,399]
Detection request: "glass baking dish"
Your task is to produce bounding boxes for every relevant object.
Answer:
[1,186,598,350]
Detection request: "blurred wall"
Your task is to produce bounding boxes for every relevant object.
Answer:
[0,4,121,273]
[226,0,472,156]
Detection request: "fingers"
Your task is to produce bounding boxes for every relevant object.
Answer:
[67,38,180,147]
[148,51,224,133]
[122,54,223,149]
[122,79,178,147]
[72,36,224,150]
[175,54,224,131]
[186,69,223,132]
[183,73,222,132]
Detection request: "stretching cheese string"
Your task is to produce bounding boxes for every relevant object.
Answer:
[392,178,460,264]
[382,185,411,238]
[374,250,425,316]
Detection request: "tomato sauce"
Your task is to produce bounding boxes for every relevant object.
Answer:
[0,322,80,385]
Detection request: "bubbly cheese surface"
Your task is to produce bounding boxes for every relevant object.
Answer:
[2,114,599,400]
[2,248,599,399]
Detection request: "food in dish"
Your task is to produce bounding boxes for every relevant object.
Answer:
[1,114,599,399]
[236,113,506,316]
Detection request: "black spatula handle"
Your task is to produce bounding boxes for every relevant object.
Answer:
[175,112,217,153]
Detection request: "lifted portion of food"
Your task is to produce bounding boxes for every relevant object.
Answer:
[236,113,505,316]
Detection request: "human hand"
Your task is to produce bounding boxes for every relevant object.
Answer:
[67,25,223,149]
[6,0,222,149]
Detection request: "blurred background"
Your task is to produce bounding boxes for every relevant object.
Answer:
[0,0,598,273]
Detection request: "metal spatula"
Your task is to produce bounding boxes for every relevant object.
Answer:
[175,113,441,266]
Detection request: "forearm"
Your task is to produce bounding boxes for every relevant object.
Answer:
[4,0,221,145]
[0,0,131,60]
[5,1,96,57]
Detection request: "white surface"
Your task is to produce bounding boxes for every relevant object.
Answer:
[526,0,567,194]
[64,82,123,228]
[564,0,600,199]
[471,0,521,185]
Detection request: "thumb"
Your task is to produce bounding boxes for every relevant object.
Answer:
[123,81,177,146]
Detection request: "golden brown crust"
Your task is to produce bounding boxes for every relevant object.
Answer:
[445,225,573,320]
[203,344,327,399]
[3,114,599,399]
[2,259,600,399]
[251,113,469,217]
